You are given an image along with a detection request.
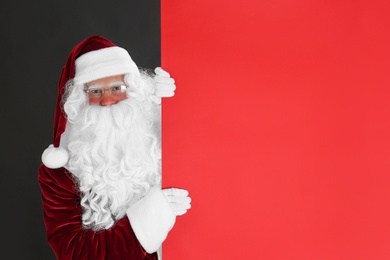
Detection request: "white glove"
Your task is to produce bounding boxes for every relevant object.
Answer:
[162,188,192,216]
[149,67,176,104]
[127,187,176,253]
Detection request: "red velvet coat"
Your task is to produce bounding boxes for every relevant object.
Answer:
[38,165,158,260]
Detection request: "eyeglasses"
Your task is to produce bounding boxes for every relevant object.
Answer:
[84,83,128,98]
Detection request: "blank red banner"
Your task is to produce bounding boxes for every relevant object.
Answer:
[162,1,390,259]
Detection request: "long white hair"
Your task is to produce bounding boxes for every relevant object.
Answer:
[61,71,161,230]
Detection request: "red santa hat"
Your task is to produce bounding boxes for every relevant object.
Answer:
[42,35,140,169]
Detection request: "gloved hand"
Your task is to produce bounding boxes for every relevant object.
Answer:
[149,67,176,104]
[162,188,192,216]
[126,187,176,253]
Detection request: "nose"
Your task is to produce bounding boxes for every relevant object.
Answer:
[100,92,117,106]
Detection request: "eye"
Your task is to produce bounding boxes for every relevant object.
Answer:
[110,84,127,95]
[89,88,103,95]
[111,86,122,91]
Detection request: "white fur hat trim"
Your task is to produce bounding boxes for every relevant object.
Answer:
[73,46,140,85]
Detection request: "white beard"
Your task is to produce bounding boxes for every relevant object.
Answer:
[61,74,161,230]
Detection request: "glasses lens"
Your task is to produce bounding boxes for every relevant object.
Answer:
[88,87,104,98]
[110,84,127,96]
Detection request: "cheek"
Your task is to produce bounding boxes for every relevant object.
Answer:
[88,93,128,105]
[88,97,101,105]
[116,93,128,102]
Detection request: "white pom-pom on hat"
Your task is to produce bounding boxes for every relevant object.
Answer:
[41,144,69,169]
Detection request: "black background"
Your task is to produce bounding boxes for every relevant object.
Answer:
[0,1,160,258]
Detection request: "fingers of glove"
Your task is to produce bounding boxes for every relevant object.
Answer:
[155,90,175,98]
[154,75,175,84]
[170,201,191,216]
[167,201,191,213]
[163,188,191,216]
[175,209,188,216]
[149,95,162,104]
[163,188,189,197]
[165,197,192,210]
[155,82,176,92]
[155,67,170,77]
[163,189,190,204]
[169,195,191,205]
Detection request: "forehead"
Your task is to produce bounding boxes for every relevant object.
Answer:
[86,74,125,86]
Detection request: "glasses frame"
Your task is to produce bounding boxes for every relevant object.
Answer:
[84,84,129,99]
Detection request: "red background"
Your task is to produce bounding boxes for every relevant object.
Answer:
[162,1,390,259]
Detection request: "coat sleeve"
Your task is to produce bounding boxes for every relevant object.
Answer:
[38,165,158,260]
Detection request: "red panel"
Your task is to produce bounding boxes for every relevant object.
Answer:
[162,1,390,259]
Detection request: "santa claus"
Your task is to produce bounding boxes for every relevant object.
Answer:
[39,35,191,259]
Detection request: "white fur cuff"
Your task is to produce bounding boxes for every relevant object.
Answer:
[127,187,176,253]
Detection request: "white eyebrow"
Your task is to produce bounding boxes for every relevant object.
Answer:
[85,85,100,89]
[86,81,125,89]
[108,81,126,87]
